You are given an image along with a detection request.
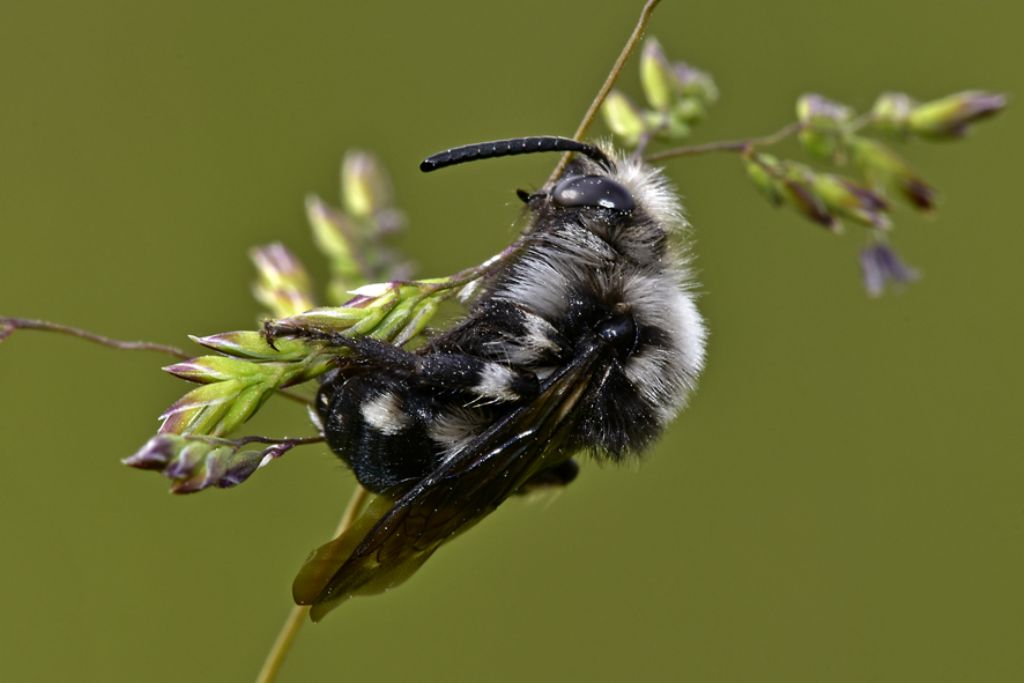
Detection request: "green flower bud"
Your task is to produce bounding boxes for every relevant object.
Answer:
[162,355,266,383]
[796,94,854,162]
[601,90,647,146]
[250,243,314,318]
[368,295,421,342]
[796,93,853,131]
[274,299,389,333]
[779,164,837,231]
[640,37,677,111]
[810,173,891,230]
[870,92,914,135]
[673,62,718,105]
[849,137,935,210]
[672,97,706,124]
[744,153,836,230]
[190,331,310,361]
[218,383,275,436]
[341,150,392,218]
[743,152,784,206]
[306,194,364,300]
[159,379,245,435]
[797,127,844,162]
[393,295,441,347]
[306,194,355,259]
[907,90,1007,139]
[644,109,691,141]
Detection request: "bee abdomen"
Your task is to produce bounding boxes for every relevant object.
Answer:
[319,375,443,493]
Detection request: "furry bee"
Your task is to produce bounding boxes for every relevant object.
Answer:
[278,136,707,619]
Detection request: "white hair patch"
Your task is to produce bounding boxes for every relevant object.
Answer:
[428,407,488,459]
[474,363,520,401]
[360,391,411,436]
[621,273,707,424]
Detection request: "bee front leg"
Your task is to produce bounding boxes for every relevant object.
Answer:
[267,321,539,404]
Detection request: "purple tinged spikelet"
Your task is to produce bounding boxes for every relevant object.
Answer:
[860,244,919,297]
[908,91,1007,139]
[122,435,176,470]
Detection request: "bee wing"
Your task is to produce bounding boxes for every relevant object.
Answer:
[294,338,610,621]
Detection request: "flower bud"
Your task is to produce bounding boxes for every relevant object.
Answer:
[341,150,392,218]
[797,127,845,162]
[796,94,854,162]
[810,173,891,229]
[394,295,441,347]
[306,195,354,253]
[215,447,268,489]
[123,434,296,493]
[859,243,919,297]
[644,109,691,141]
[743,152,784,206]
[797,94,853,131]
[158,379,245,435]
[907,91,1006,139]
[640,38,677,111]
[601,90,647,146]
[849,137,935,210]
[190,331,309,361]
[780,168,837,231]
[122,435,176,470]
[744,153,836,230]
[162,355,263,384]
[870,92,914,135]
[250,243,315,318]
[271,304,372,332]
[672,97,706,124]
[673,62,717,105]
[306,194,363,299]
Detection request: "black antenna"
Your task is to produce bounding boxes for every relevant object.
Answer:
[420,136,611,173]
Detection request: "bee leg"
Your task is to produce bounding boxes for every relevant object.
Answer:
[415,354,539,403]
[262,320,410,361]
[515,458,579,495]
[269,322,540,403]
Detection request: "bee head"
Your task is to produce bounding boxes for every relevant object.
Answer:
[421,135,629,206]
[421,136,681,263]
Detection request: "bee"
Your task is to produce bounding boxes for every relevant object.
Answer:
[273,136,707,620]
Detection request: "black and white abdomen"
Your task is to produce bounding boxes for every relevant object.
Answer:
[576,274,705,457]
[317,373,445,493]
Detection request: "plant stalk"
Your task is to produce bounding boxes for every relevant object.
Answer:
[254,484,371,683]
[548,0,662,184]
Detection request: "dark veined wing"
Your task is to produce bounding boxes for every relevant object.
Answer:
[293,335,614,621]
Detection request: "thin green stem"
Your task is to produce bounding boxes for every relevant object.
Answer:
[0,316,192,359]
[255,485,372,683]
[0,316,312,406]
[644,122,803,162]
[547,0,662,184]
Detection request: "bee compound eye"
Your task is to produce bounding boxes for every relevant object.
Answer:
[552,175,635,211]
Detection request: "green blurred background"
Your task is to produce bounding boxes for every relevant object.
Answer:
[1,1,1020,681]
